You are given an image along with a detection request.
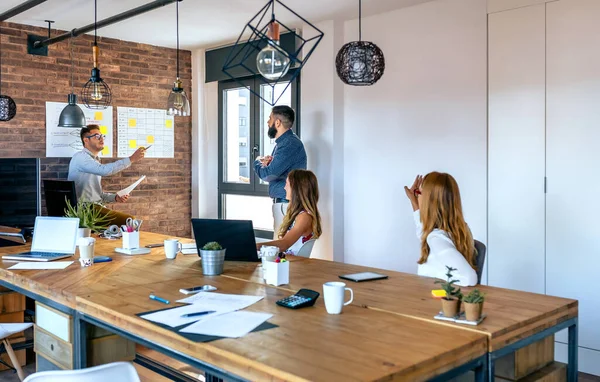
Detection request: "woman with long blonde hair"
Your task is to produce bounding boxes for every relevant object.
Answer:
[257,169,322,255]
[404,172,478,286]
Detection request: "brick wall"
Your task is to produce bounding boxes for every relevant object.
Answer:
[0,22,193,237]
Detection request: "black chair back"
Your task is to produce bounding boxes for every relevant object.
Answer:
[474,240,487,284]
[43,180,77,217]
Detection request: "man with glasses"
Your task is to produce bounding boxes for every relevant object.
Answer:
[68,124,146,226]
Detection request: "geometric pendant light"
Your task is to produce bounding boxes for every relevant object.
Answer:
[0,24,17,122]
[166,0,190,117]
[81,0,112,109]
[58,36,86,128]
[335,0,385,86]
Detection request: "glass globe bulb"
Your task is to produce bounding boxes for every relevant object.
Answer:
[90,83,103,101]
[256,43,290,81]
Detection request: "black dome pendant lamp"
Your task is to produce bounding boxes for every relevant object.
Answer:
[81,0,111,109]
[59,36,86,128]
[335,0,385,86]
[0,24,16,122]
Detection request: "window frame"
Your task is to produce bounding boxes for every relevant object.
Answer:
[217,72,300,238]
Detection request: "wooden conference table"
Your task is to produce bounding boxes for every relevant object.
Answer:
[0,231,577,381]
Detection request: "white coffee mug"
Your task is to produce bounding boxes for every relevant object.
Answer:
[323,281,354,315]
[259,245,279,263]
[164,239,182,259]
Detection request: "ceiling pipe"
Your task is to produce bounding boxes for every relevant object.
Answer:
[0,0,48,22]
[33,0,180,48]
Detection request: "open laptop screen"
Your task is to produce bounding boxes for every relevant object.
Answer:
[191,219,260,262]
[31,217,79,254]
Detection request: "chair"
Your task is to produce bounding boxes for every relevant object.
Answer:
[42,180,77,217]
[295,238,317,258]
[0,323,33,381]
[23,362,140,382]
[474,240,487,284]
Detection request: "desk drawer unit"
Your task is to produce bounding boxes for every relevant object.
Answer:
[34,326,73,370]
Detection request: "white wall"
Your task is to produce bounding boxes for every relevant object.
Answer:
[192,48,219,220]
[314,0,488,273]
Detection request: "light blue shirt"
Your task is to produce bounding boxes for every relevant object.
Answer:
[68,148,131,205]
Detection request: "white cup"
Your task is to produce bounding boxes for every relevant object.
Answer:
[323,282,354,315]
[164,239,182,259]
[259,245,279,262]
[78,244,94,267]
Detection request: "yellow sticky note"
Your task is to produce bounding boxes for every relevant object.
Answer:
[431,290,447,299]
[129,140,137,149]
[101,147,109,155]
[147,136,155,144]
[165,120,173,128]
[129,119,137,127]
[99,125,108,134]
[94,112,103,120]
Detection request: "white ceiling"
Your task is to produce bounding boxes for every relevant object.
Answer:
[2,0,434,50]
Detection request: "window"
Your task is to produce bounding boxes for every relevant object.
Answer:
[218,72,299,237]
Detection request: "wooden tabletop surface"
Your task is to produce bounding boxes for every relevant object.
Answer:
[221,258,578,351]
[76,275,487,382]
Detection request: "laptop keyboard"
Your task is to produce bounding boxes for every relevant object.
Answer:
[19,252,68,258]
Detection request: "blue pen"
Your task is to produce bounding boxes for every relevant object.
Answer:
[149,294,170,304]
[181,310,216,318]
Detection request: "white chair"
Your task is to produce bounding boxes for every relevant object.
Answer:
[23,362,140,382]
[0,323,33,382]
[295,238,317,258]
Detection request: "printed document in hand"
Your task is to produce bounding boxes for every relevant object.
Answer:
[176,292,263,311]
[140,304,235,328]
[117,175,146,197]
[180,311,273,338]
[8,261,74,270]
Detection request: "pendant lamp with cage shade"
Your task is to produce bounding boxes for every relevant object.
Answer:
[166,0,190,116]
[81,0,112,109]
[0,25,16,122]
[59,36,86,128]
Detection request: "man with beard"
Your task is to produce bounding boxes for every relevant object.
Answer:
[254,105,307,238]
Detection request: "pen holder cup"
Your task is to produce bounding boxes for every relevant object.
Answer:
[122,231,140,249]
[200,249,226,276]
[264,260,289,286]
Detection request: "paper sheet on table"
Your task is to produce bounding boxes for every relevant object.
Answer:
[180,311,273,338]
[140,304,235,328]
[176,292,264,311]
[117,175,146,197]
[8,261,73,270]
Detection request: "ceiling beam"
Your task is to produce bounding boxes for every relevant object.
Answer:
[33,0,180,48]
[0,0,48,22]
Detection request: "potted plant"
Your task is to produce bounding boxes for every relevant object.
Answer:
[200,241,226,276]
[64,199,113,238]
[434,266,462,318]
[462,288,485,322]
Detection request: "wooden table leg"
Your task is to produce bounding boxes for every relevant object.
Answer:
[3,339,25,381]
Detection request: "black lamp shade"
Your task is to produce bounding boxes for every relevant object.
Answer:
[0,95,16,122]
[336,41,385,86]
[58,93,86,128]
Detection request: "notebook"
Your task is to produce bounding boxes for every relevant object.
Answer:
[2,217,80,262]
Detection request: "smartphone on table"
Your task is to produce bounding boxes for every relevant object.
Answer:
[179,285,217,294]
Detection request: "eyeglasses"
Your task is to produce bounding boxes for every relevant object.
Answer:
[85,133,105,140]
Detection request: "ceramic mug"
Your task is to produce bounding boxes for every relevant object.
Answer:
[164,238,182,259]
[323,281,354,314]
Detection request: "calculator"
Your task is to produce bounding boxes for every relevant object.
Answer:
[276,289,320,309]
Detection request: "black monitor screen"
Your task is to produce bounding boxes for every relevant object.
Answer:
[0,158,40,228]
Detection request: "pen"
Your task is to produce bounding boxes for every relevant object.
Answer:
[144,145,152,150]
[181,310,216,318]
[149,294,170,304]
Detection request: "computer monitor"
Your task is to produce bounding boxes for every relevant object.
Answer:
[0,158,40,229]
[191,219,260,262]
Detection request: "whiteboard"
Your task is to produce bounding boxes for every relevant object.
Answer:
[45,102,113,158]
[117,107,174,158]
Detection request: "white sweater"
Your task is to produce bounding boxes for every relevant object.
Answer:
[413,210,478,287]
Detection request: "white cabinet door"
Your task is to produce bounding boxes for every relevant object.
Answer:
[546,0,600,364]
[488,4,546,293]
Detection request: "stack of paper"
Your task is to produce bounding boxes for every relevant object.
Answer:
[180,311,273,338]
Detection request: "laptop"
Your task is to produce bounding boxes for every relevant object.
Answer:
[2,216,80,262]
[191,219,260,262]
